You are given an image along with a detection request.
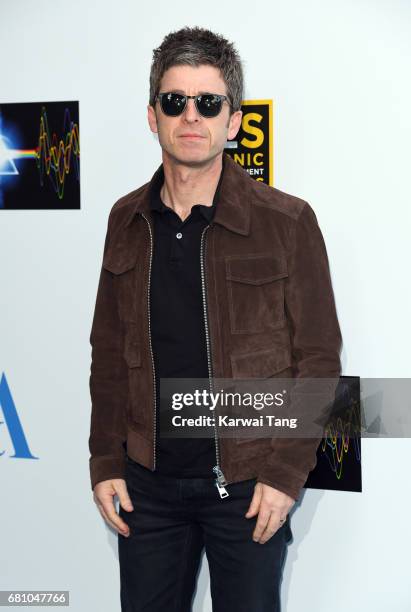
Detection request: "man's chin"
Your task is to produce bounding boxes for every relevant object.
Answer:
[164,149,222,168]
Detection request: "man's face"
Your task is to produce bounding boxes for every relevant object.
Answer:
[147,64,242,166]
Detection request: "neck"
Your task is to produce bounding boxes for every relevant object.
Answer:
[160,153,223,222]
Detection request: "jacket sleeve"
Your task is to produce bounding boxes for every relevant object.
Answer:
[88,209,129,490]
[257,202,343,501]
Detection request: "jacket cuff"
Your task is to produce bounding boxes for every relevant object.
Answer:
[89,454,126,491]
[257,462,309,502]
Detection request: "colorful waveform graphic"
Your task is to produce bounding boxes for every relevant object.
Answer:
[320,392,362,481]
[0,105,80,202]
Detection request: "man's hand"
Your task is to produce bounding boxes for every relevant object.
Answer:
[93,478,134,537]
[245,482,295,544]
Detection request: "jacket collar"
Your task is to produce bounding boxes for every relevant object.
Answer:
[123,152,251,236]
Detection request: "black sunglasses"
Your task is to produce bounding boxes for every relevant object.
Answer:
[155,92,229,118]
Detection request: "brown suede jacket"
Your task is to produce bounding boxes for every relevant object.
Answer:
[88,152,342,501]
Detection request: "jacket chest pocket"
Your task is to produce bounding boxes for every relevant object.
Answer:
[102,252,140,323]
[225,253,288,334]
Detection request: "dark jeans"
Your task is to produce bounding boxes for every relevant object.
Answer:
[118,456,293,612]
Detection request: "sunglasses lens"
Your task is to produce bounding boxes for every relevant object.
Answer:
[197,94,223,117]
[160,93,186,116]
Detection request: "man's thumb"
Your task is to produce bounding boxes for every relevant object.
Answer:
[245,487,262,518]
[114,482,134,512]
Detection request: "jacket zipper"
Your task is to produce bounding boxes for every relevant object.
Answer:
[200,224,229,499]
[141,212,157,471]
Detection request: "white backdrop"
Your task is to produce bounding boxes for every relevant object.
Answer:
[1,0,410,610]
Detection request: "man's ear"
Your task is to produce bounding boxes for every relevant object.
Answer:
[227,110,243,140]
[147,104,158,134]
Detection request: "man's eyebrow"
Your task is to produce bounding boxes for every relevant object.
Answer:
[164,89,217,95]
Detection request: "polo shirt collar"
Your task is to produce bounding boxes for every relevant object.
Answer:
[150,155,225,222]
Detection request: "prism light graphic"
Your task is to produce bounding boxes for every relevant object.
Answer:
[0,102,80,209]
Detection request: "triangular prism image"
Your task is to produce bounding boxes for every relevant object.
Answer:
[0,136,18,175]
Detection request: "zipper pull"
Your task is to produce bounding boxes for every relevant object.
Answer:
[213,466,229,498]
[216,482,229,498]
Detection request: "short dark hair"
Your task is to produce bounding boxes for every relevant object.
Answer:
[149,26,244,114]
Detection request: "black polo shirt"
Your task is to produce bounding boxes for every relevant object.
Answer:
[149,161,224,478]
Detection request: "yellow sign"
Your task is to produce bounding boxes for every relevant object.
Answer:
[225,99,273,186]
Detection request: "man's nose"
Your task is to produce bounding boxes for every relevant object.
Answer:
[183,98,200,122]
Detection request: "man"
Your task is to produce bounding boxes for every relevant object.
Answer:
[88,26,342,612]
